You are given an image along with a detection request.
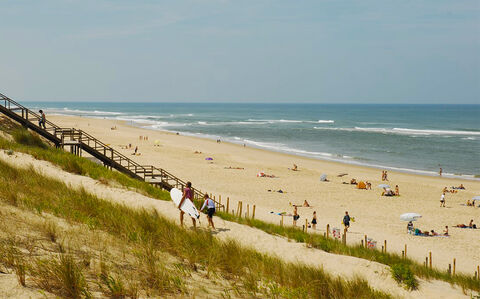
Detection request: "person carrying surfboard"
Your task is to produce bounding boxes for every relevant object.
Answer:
[200,193,216,229]
[179,182,196,229]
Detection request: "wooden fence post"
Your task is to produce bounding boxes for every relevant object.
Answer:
[226,197,230,214]
[429,252,432,269]
[448,264,451,275]
[384,240,387,253]
[305,219,308,233]
[239,201,243,218]
[281,215,284,227]
[453,258,456,275]
[364,235,367,248]
[326,224,330,239]
[252,205,256,219]
[247,204,249,218]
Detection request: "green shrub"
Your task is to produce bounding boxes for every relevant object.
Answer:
[391,264,418,290]
[11,129,47,149]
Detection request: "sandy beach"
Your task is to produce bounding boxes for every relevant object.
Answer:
[48,115,480,275]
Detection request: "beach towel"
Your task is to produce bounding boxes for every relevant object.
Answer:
[357,181,366,189]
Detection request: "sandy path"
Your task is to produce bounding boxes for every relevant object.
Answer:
[0,150,472,298]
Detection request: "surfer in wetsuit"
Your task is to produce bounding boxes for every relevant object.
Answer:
[200,193,216,229]
[179,182,196,229]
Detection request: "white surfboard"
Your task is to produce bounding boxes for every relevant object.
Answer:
[170,188,200,219]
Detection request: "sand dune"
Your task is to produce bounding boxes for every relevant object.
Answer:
[46,115,480,277]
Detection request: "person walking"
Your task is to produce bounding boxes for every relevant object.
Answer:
[440,192,446,207]
[200,193,216,229]
[38,110,46,129]
[178,182,196,229]
[343,211,351,231]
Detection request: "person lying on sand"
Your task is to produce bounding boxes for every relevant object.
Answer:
[268,189,285,193]
[451,184,465,190]
[382,187,395,196]
[366,182,372,190]
[225,166,244,169]
[430,230,439,236]
[337,173,348,177]
[455,220,477,229]
[443,187,457,194]
[290,164,298,171]
[350,178,357,185]
[194,151,202,154]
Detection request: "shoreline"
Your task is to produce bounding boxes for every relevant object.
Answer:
[126,118,479,181]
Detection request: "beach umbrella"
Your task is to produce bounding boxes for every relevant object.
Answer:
[378,184,390,189]
[154,140,160,145]
[472,196,480,200]
[205,157,213,161]
[400,213,422,222]
[319,174,327,181]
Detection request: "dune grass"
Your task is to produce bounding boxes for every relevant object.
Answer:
[0,125,478,293]
[0,128,169,201]
[216,211,480,292]
[0,158,388,298]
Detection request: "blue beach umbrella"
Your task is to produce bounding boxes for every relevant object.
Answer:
[472,196,480,200]
[205,157,213,161]
[378,184,390,189]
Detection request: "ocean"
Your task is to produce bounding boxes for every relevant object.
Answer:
[26,102,480,179]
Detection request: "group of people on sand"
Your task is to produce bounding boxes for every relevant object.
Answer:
[290,203,353,233]
[408,221,449,236]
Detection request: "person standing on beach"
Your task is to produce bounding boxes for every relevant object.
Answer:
[38,110,46,129]
[200,193,216,229]
[293,206,299,226]
[179,182,196,229]
[439,168,443,176]
[311,211,317,230]
[343,211,351,231]
[440,192,446,207]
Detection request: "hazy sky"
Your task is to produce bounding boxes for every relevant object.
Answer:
[1,1,479,103]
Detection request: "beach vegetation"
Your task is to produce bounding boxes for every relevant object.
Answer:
[0,158,389,298]
[11,128,48,149]
[0,124,478,294]
[391,264,418,290]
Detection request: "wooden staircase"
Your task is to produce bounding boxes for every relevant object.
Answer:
[0,92,223,208]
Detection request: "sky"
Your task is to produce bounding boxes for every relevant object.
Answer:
[0,0,479,103]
